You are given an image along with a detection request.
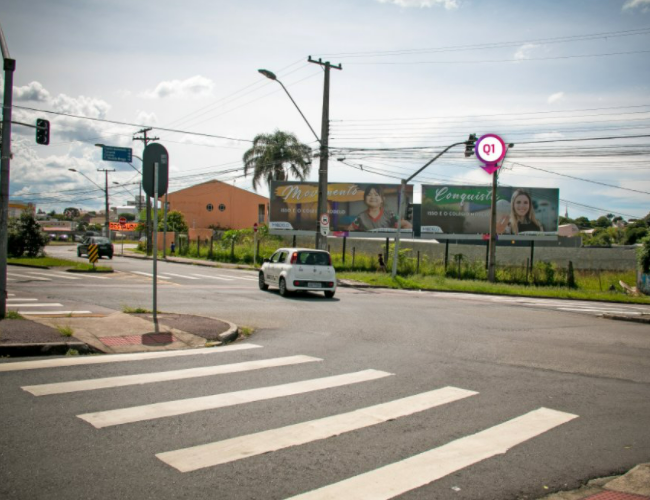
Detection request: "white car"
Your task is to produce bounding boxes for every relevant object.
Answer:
[259,248,337,298]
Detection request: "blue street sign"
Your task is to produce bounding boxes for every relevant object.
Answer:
[101,146,133,163]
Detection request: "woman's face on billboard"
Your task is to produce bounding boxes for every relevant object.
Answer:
[365,189,383,208]
[513,194,531,218]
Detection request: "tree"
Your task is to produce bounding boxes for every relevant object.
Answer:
[594,216,611,228]
[159,210,188,233]
[623,220,648,245]
[242,130,312,191]
[63,207,80,219]
[118,212,136,222]
[8,210,48,257]
[574,216,592,229]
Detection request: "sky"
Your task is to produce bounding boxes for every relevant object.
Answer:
[2,0,650,221]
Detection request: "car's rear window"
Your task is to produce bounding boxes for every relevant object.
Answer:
[93,237,110,244]
[297,252,330,266]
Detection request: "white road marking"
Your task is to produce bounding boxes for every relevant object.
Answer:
[162,273,200,280]
[0,344,263,372]
[78,369,392,429]
[23,355,322,396]
[288,407,578,500]
[49,272,82,280]
[132,271,173,280]
[191,274,235,281]
[8,293,15,297]
[218,274,258,281]
[7,298,38,302]
[17,310,92,316]
[77,273,110,280]
[26,271,79,280]
[157,386,478,472]
[8,272,50,281]
[8,303,63,307]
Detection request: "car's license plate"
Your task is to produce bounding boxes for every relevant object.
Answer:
[308,282,320,288]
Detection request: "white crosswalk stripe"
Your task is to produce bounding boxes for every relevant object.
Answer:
[288,408,578,500]
[78,369,393,428]
[132,271,173,280]
[18,310,92,316]
[157,386,478,472]
[191,273,235,281]
[162,272,200,280]
[23,355,322,396]
[0,343,262,372]
[26,271,80,280]
[7,298,38,302]
[8,272,50,281]
[8,303,63,308]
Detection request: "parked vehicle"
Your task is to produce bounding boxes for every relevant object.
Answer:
[259,248,336,298]
[77,236,114,259]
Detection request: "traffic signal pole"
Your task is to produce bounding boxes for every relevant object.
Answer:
[0,23,14,319]
[391,140,468,278]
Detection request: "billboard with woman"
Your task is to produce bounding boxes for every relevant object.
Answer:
[420,185,559,239]
[269,181,414,237]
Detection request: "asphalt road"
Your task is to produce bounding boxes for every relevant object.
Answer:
[1,246,649,500]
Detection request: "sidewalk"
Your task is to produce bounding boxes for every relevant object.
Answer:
[542,464,650,500]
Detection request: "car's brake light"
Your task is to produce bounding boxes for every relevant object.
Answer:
[327,254,332,265]
[290,252,298,264]
[294,281,300,287]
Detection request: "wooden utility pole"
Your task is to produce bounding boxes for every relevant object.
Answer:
[308,57,341,250]
[133,128,158,254]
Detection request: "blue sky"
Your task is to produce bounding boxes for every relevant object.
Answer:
[2,0,650,220]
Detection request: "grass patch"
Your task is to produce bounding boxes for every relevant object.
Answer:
[65,348,80,356]
[3,311,25,320]
[8,256,112,271]
[339,271,650,304]
[122,306,152,314]
[56,325,74,337]
[240,326,254,337]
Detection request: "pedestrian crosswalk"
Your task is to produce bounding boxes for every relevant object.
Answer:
[1,343,579,499]
[6,295,92,316]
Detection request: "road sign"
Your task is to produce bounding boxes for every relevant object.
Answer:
[253,222,258,233]
[142,143,169,197]
[320,213,330,237]
[88,244,99,265]
[101,146,133,163]
[119,217,127,225]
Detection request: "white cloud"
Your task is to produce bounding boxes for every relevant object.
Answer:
[623,0,650,11]
[547,92,564,104]
[514,43,539,61]
[532,131,565,141]
[14,81,50,102]
[377,0,459,9]
[135,110,159,126]
[140,75,215,99]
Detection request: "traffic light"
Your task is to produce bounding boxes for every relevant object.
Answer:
[36,119,50,145]
[464,133,477,157]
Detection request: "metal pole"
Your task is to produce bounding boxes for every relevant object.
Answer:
[0,48,15,319]
[104,170,110,238]
[253,230,257,266]
[163,194,168,258]
[487,146,511,283]
[391,179,407,278]
[316,63,331,250]
[152,163,159,332]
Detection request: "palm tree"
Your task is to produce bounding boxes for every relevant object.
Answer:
[242,130,313,191]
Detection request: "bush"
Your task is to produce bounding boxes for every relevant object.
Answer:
[637,236,650,274]
[8,210,48,257]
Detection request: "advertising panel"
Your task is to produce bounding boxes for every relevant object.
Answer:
[420,185,559,239]
[270,181,414,237]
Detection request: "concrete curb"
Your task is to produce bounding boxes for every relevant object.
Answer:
[600,314,650,324]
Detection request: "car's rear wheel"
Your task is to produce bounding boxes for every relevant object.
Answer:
[279,277,289,297]
[258,272,268,291]
[324,291,335,299]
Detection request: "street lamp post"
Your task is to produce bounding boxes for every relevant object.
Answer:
[259,63,340,250]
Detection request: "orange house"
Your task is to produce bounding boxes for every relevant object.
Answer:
[165,180,268,231]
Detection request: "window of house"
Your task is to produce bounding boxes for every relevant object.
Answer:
[258,204,265,223]
[219,204,226,212]
[206,204,214,211]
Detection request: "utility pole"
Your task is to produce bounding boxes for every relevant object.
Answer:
[487,145,512,282]
[0,22,15,319]
[133,128,158,254]
[308,56,341,250]
[98,168,115,238]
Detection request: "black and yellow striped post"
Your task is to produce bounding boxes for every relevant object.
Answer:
[88,244,99,269]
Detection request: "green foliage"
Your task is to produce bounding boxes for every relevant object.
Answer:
[118,212,136,222]
[160,210,188,232]
[637,236,650,274]
[56,325,74,337]
[242,130,312,191]
[8,210,48,257]
[4,311,24,320]
[594,216,612,228]
[623,221,648,245]
[7,256,111,271]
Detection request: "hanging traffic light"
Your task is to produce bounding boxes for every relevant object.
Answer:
[36,119,50,145]
[464,133,477,157]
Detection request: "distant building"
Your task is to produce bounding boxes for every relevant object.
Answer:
[8,202,35,218]
[558,224,580,237]
[165,180,268,231]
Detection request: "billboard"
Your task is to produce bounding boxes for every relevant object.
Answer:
[269,181,414,237]
[420,185,559,239]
